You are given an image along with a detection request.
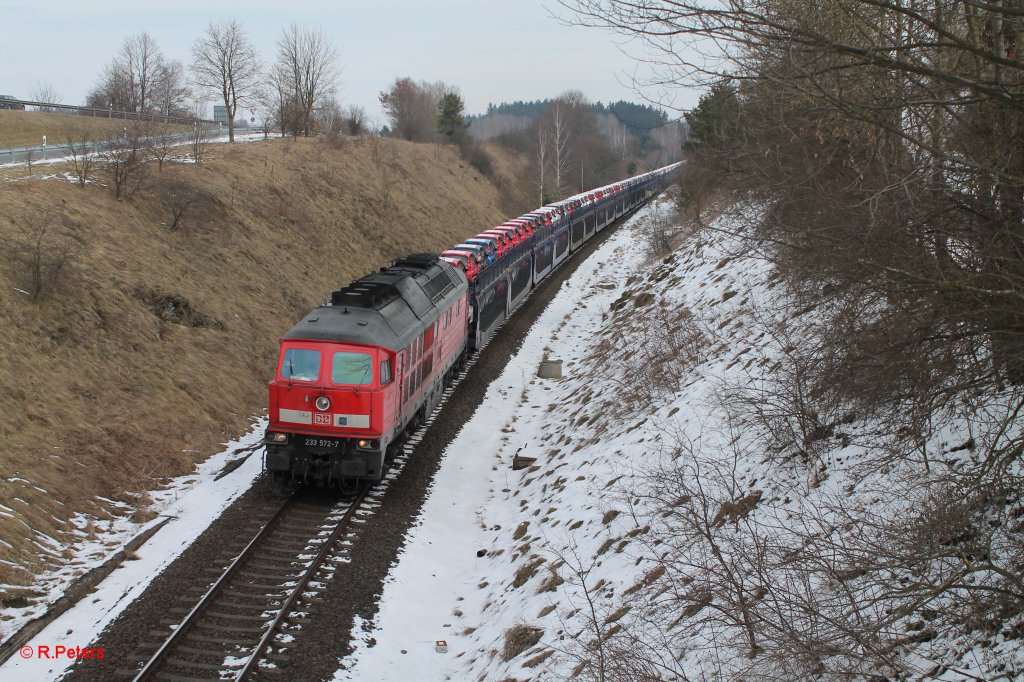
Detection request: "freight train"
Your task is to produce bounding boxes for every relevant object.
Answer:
[264,163,681,489]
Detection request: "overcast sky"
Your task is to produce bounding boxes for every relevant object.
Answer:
[0,0,698,123]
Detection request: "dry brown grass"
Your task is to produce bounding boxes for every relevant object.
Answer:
[502,624,543,661]
[0,135,510,587]
[0,109,193,149]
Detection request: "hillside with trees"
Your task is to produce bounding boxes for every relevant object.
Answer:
[547,0,1024,675]
[464,94,684,207]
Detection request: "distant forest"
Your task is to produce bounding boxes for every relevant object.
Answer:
[470,99,670,136]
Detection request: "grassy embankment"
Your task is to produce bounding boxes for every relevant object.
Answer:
[0,133,521,597]
[0,108,197,150]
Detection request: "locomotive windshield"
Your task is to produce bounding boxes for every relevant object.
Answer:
[281,348,321,382]
[331,351,374,385]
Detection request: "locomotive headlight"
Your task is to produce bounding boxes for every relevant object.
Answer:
[314,396,331,411]
[357,439,369,448]
[267,431,288,443]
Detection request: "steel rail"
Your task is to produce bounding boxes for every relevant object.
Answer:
[234,487,368,680]
[131,491,295,682]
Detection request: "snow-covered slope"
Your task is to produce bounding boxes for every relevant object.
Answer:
[337,199,1024,681]
[0,422,266,679]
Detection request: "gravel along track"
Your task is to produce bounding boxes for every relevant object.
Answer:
[65,204,644,682]
[130,488,368,681]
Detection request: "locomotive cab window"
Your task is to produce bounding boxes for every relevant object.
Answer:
[281,348,321,382]
[380,358,393,385]
[331,351,373,385]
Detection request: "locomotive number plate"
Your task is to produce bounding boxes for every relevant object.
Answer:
[305,438,339,449]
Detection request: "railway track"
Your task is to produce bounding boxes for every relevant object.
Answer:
[127,488,372,681]
[124,353,475,681]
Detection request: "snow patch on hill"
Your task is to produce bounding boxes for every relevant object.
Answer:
[337,199,1024,681]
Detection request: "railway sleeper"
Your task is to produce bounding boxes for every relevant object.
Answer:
[183,632,254,646]
[244,556,308,568]
[249,544,316,557]
[216,595,285,608]
[224,585,293,598]
[275,520,332,532]
[204,609,275,622]
[282,507,335,517]
[153,673,236,682]
[184,583,217,595]
[176,645,242,658]
[230,576,300,587]
[193,621,264,634]
[150,667,227,679]
[255,538,319,551]
[256,541,323,555]
[233,569,305,582]
[164,656,238,671]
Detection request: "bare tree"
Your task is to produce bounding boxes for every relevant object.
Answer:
[344,104,368,136]
[146,121,177,171]
[189,111,211,164]
[548,99,573,197]
[191,20,262,142]
[536,124,549,204]
[157,176,204,232]
[316,95,345,140]
[122,31,163,112]
[13,210,73,304]
[88,32,164,113]
[261,63,297,137]
[100,123,147,200]
[152,59,190,118]
[63,126,96,186]
[30,82,62,111]
[275,25,339,137]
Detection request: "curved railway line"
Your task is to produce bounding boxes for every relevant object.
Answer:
[63,188,668,682]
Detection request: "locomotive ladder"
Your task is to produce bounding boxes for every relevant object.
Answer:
[131,487,368,681]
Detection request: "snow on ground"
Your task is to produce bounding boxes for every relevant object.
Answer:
[335,199,1024,681]
[0,418,267,680]
[334,201,663,681]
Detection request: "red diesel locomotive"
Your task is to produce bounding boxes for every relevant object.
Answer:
[265,254,469,488]
[264,163,682,489]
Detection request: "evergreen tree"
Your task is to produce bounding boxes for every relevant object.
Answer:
[437,92,467,141]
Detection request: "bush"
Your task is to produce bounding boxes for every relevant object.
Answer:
[502,624,543,661]
[12,211,73,304]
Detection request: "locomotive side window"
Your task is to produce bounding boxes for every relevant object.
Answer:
[380,358,393,385]
[281,348,321,382]
[331,351,373,385]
